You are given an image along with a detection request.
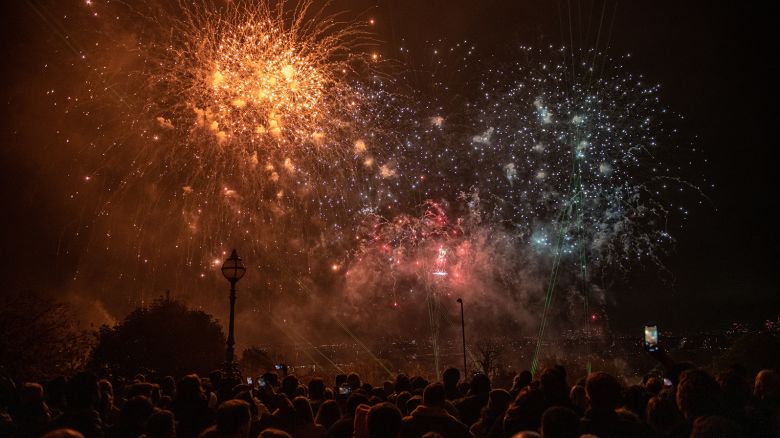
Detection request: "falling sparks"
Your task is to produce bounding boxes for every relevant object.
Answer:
[64,0,398,302]
[51,0,702,334]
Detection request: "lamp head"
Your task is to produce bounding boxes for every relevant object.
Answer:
[221,249,246,282]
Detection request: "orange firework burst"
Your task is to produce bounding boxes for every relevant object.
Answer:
[61,0,396,307]
[151,0,374,164]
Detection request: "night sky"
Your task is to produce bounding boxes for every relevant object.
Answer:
[0,1,776,334]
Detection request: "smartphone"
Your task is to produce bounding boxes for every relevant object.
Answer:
[644,325,659,352]
[258,377,266,388]
[246,377,253,385]
[339,385,351,396]
[663,378,672,387]
[274,364,285,370]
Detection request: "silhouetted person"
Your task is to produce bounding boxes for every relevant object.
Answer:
[539,368,569,410]
[754,369,780,405]
[747,369,780,437]
[268,394,295,432]
[170,375,212,438]
[394,392,413,416]
[262,374,280,391]
[289,396,326,438]
[579,372,649,438]
[645,393,685,438]
[207,372,222,404]
[97,380,119,427]
[347,374,362,392]
[369,387,387,404]
[690,415,743,438]
[325,393,368,438]
[367,402,402,438]
[717,368,751,425]
[510,371,533,398]
[409,377,428,396]
[314,400,341,431]
[469,389,511,438]
[352,403,371,438]
[280,376,299,399]
[125,383,156,401]
[394,375,412,397]
[14,382,51,438]
[110,395,154,438]
[382,382,395,399]
[644,377,663,396]
[42,429,85,438]
[453,373,490,427]
[45,377,69,419]
[568,386,587,417]
[675,369,723,423]
[621,385,649,420]
[234,389,270,437]
[49,371,103,438]
[442,368,461,401]
[511,433,541,438]
[502,387,545,436]
[400,383,468,438]
[257,374,280,413]
[257,428,291,438]
[540,406,579,438]
[160,377,176,399]
[209,400,251,438]
[144,410,176,438]
[308,378,326,416]
[405,396,422,414]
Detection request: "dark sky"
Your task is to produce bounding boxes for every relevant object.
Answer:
[0,1,776,332]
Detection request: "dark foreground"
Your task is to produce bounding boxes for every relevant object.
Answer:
[2,348,779,438]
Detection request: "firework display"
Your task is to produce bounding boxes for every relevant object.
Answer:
[60,0,404,308]
[340,47,701,371]
[383,47,695,274]
[39,1,699,359]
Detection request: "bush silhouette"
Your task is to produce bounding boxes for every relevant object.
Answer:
[89,298,225,376]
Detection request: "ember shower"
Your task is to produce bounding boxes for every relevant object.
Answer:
[63,0,398,317]
[55,1,696,362]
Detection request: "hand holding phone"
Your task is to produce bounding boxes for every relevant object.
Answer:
[644,325,659,352]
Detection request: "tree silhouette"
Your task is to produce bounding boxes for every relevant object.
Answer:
[474,338,504,376]
[0,290,93,381]
[89,298,225,377]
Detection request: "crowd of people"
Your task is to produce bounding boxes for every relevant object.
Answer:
[1,357,778,438]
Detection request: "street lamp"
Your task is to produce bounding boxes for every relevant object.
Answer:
[221,249,246,384]
[457,298,467,377]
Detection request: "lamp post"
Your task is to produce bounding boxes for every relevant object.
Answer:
[457,298,467,377]
[221,249,246,385]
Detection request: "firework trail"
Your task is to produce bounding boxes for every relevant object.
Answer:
[58,0,402,312]
[388,46,693,272]
[348,46,702,373]
[452,47,698,372]
[46,0,701,371]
